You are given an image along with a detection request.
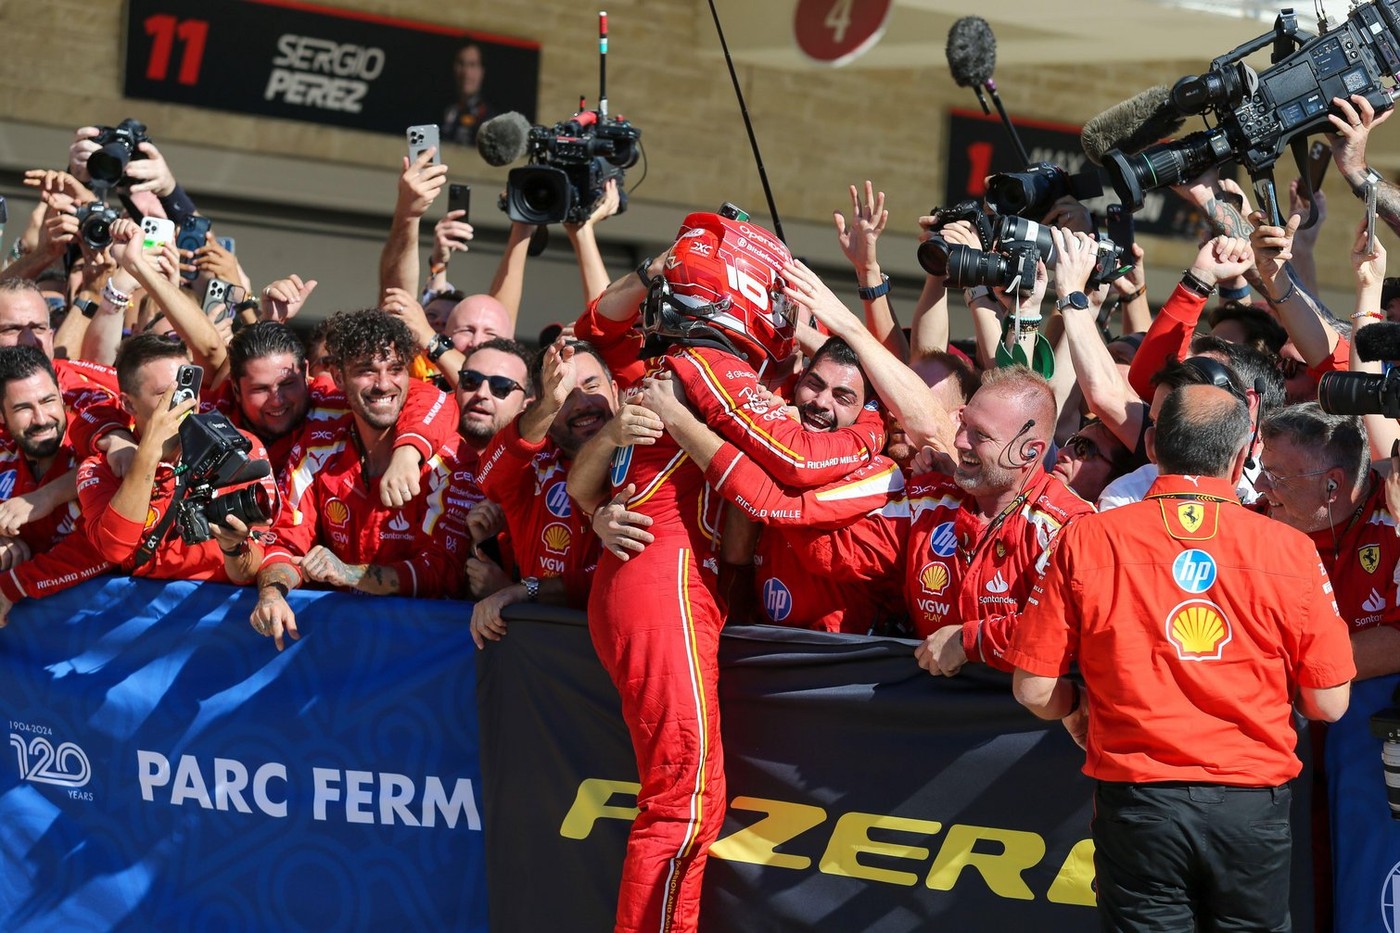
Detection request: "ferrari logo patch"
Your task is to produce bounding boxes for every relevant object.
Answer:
[1177,503,1204,533]
[1360,544,1381,575]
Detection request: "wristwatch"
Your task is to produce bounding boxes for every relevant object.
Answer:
[856,274,891,301]
[522,576,541,603]
[425,333,453,363]
[1055,291,1089,312]
[635,258,657,290]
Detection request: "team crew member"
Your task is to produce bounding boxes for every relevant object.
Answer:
[253,311,468,649]
[0,276,120,411]
[473,338,614,627]
[568,214,884,933]
[1008,384,1354,931]
[613,337,907,633]
[77,335,274,583]
[904,366,1093,673]
[1258,403,1400,678]
[0,347,112,622]
[69,319,459,506]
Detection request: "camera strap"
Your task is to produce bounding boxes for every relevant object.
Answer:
[130,469,191,571]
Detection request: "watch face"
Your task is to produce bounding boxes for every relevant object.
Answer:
[1063,292,1089,310]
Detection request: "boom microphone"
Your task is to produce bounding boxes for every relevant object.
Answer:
[1079,86,1187,166]
[1356,320,1400,362]
[946,17,995,89]
[476,112,532,167]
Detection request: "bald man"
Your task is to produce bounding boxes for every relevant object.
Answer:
[412,292,516,391]
[907,365,1095,676]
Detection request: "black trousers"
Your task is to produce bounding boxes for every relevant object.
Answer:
[1092,780,1292,933]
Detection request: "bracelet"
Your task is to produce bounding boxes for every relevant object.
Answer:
[220,540,251,558]
[1269,279,1297,305]
[1352,310,1384,321]
[101,281,133,310]
[1218,283,1251,301]
[425,333,453,363]
[635,258,657,290]
[856,273,891,301]
[1123,285,1147,302]
[429,261,448,277]
[1179,270,1216,298]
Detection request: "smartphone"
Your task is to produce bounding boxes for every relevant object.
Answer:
[407,124,441,165]
[216,236,236,254]
[142,216,175,250]
[449,183,471,221]
[177,215,212,281]
[1366,180,1378,257]
[169,364,203,410]
[1106,204,1135,251]
[203,278,238,315]
[1307,139,1331,192]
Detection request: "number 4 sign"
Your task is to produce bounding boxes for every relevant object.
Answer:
[793,0,893,66]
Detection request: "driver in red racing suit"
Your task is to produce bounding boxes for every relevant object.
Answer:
[568,212,884,933]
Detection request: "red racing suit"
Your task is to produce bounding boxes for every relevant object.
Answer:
[0,433,111,602]
[705,444,907,633]
[905,468,1093,668]
[77,428,279,581]
[590,344,884,933]
[261,425,470,598]
[476,419,599,607]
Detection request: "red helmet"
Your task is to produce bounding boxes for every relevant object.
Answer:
[642,212,795,374]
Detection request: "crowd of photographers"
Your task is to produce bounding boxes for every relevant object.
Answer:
[1,94,1398,923]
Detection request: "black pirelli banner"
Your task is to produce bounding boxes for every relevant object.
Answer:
[944,108,1207,240]
[479,611,1317,931]
[122,0,538,139]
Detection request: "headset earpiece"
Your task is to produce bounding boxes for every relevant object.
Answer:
[1327,478,1338,494]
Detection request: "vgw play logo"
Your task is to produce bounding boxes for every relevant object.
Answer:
[10,722,91,788]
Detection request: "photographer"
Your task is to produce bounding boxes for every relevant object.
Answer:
[76,334,272,582]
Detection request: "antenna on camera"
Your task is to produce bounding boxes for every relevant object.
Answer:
[704,0,786,244]
[599,11,609,120]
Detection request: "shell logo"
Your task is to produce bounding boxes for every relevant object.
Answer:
[325,499,350,526]
[919,561,950,595]
[1165,599,1232,661]
[542,522,572,555]
[144,506,160,530]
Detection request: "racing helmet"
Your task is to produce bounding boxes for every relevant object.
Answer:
[642,212,796,373]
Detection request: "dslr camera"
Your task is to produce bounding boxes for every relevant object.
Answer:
[74,202,121,250]
[87,118,151,188]
[1318,368,1400,418]
[918,198,1129,294]
[172,412,273,545]
[501,110,641,225]
[1104,1,1400,218]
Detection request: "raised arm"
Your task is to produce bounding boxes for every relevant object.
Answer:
[834,181,907,361]
[563,179,621,306]
[782,260,956,455]
[1346,218,1399,459]
[379,149,446,296]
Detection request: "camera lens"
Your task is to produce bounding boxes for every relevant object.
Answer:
[80,211,114,250]
[995,216,1056,266]
[88,142,133,186]
[1318,371,1394,417]
[205,484,272,528]
[985,171,1054,217]
[1105,129,1231,211]
[917,235,953,277]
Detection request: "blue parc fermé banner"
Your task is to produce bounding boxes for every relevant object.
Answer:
[0,578,485,932]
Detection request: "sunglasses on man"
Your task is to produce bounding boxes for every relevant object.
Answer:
[459,369,525,400]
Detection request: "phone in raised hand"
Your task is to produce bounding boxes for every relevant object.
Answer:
[169,364,203,410]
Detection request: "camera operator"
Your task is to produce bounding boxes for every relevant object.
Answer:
[77,334,272,582]
[0,347,114,625]
[1009,382,1353,930]
[252,310,469,650]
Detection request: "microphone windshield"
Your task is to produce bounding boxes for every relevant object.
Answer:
[946,17,996,89]
[1356,321,1400,362]
[1080,86,1185,165]
[476,112,532,167]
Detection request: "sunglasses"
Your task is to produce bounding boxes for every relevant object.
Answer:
[459,369,524,400]
[1062,432,1105,462]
